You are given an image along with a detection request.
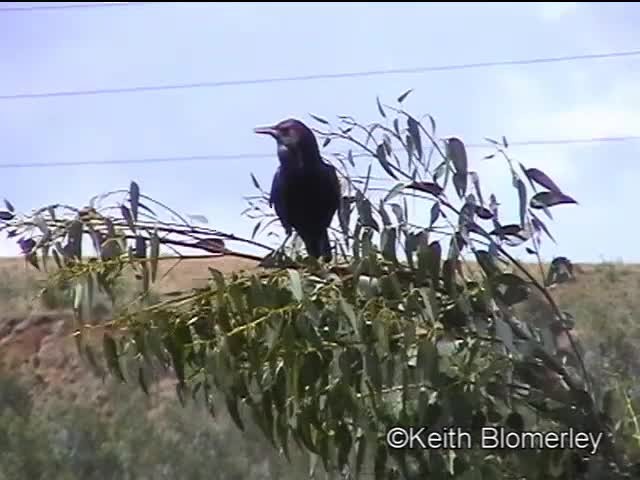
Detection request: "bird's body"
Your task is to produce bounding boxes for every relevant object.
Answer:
[255,118,340,261]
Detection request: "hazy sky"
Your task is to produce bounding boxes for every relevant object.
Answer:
[1,2,638,262]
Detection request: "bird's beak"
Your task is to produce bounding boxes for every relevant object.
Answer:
[254,126,279,138]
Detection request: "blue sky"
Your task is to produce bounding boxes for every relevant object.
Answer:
[0,2,638,262]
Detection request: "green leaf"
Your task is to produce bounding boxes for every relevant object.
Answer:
[272,364,287,415]
[430,202,440,227]
[494,273,529,306]
[365,350,383,392]
[188,214,209,224]
[276,412,290,460]
[469,171,484,206]
[453,172,467,200]
[52,248,62,268]
[308,453,319,478]
[397,89,413,103]
[474,250,500,278]
[407,116,423,160]
[150,228,160,282]
[299,351,323,391]
[379,273,403,301]
[86,273,94,310]
[251,221,262,240]
[146,328,168,368]
[208,267,226,301]
[521,165,563,194]
[121,205,136,232]
[287,269,303,301]
[393,120,401,140]
[442,258,456,296]
[339,298,358,335]
[516,179,527,227]
[407,181,443,197]
[25,252,40,271]
[376,96,386,118]
[259,391,276,446]
[380,227,397,263]
[294,408,314,448]
[138,366,149,396]
[135,235,146,259]
[355,191,379,231]
[103,333,125,382]
[447,138,468,198]
[378,201,391,227]
[427,241,442,286]
[495,317,515,353]
[602,388,618,420]
[339,348,363,384]
[390,203,404,225]
[339,196,352,240]
[226,394,245,431]
[309,113,329,125]
[530,191,577,209]
[362,163,372,194]
[355,434,367,478]
[376,143,398,180]
[33,214,49,235]
[250,173,261,191]
[74,282,84,312]
[83,344,104,377]
[374,443,388,480]
[383,182,405,204]
[417,337,438,382]
[335,422,353,470]
[67,219,83,259]
[164,333,185,385]
[129,181,140,222]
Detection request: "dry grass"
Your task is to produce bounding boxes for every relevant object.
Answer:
[0,255,260,317]
[0,257,45,314]
[149,255,259,292]
[1,255,638,318]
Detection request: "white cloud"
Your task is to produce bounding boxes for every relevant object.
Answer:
[491,69,640,170]
[469,62,640,260]
[537,2,579,21]
[0,237,19,257]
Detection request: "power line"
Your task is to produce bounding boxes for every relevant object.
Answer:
[0,2,161,13]
[490,135,640,146]
[0,153,264,169]
[2,135,639,170]
[1,49,640,101]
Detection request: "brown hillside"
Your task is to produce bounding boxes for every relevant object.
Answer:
[0,256,637,409]
[0,256,259,409]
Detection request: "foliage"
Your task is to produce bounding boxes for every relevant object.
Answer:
[1,95,637,478]
[0,370,306,479]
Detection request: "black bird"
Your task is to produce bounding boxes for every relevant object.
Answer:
[254,118,341,261]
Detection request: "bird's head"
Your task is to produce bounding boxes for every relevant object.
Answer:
[254,118,313,147]
[254,118,321,167]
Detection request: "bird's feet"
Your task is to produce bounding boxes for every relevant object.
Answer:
[259,233,295,268]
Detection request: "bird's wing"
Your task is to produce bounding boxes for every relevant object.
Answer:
[270,167,292,233]
[309,162,341,233]
[324,163,342,216]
